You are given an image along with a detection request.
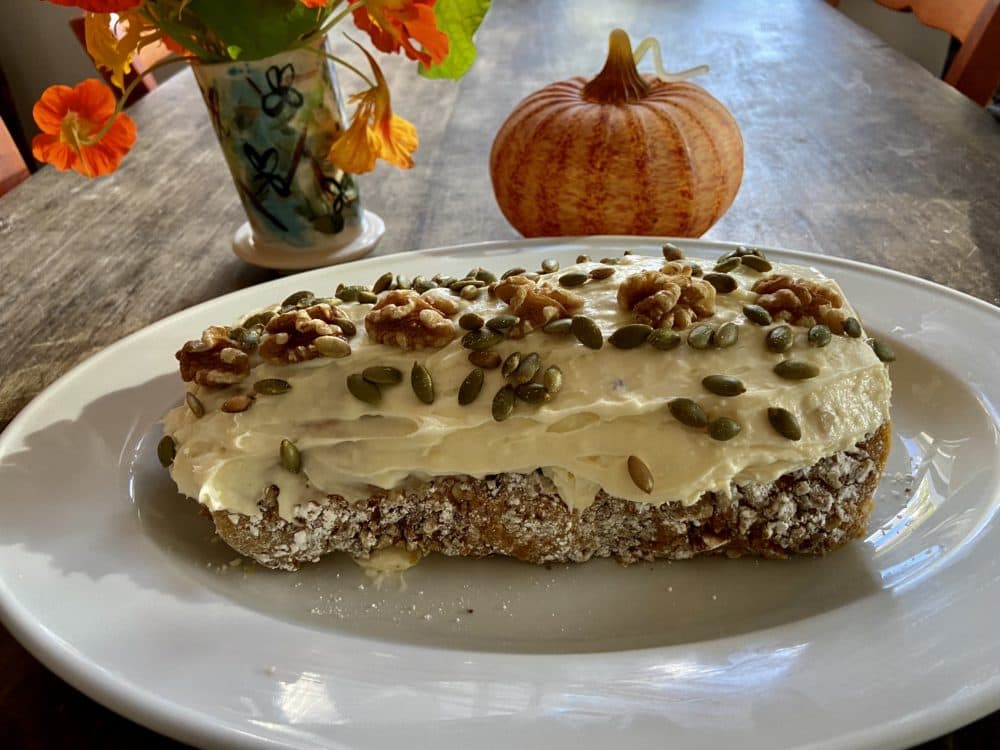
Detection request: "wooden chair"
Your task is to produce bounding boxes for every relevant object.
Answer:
[0,117,29,198]
[826,0,1000,105]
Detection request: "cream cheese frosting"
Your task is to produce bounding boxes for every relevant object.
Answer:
[164,254,892,520]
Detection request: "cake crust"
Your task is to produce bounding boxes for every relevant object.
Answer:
[212,423,891,571]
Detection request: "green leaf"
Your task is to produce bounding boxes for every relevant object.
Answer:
[420,0,491,80]
[179,0,326,61]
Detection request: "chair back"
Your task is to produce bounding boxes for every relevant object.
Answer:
[0,117,29,198]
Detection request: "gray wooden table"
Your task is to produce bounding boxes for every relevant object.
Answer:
[1,0,998,746]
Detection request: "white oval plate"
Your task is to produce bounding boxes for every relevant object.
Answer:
[1,238,999,750]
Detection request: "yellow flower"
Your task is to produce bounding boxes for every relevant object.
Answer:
[329,45,418,174]
[84,10,149,90]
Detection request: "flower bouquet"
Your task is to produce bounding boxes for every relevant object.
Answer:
[34,0,491,267]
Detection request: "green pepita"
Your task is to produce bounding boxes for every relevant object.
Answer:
[515,382,550,404]
[543,318,573,335]
[411,362,435,404]
[543,365,563,394]
[740,255,772,272]
[648,329,681,350]
[372,271,394,294]
[254,378,292,395]
[474,268,497,284]
[774,360,820,379]
[460,285,481,301]
[702,374,746,397]
[362,366,403,385]
[743,304,772,326]
[844,317,863,338]
[157,435,176,467]
[462,328,504,350]
[508,352,541,386]
[501,352,521,378]
[280,439,301,474]
[228,326,260,350]
[185,392,205,418]
[458,368,485,405]
[609,323,653,349]
[315,335,351,358]
[668,398,708,429]
[413,276,437,293]
[436,276,458,289]
[869,338,896,363]
[541,258,560,273]
[599,257,620,265]
[221,395,253,413]
[627,455,654,494]
[662,242,684,261]
[459,312,485,331]
[687,263,705,278]
[468,350,502,369]
[588,266,616,280]
[450,278,486,292]
[357,290,378,304]
[501,267,527,279]
[242,310,275,328]
[713,257,740,273]
[704,272,738,293]
[347,373,381,404]
[571,316,604,350]
[576,254,591,263]
[336,318,357,337]
[486,314,518,332]
[492,386,516,422]
[714,321,739,348]
[767,407,802,441]
[808,324,832,348]
[687,324,715,349]
[281,290,314,307]
[559,272,589,288]
[766,325,794,353]
[395,275,411,290]
[708,417,742,441]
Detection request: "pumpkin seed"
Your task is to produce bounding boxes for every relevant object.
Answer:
[280,439,301,474]
[362,366,403,385]
[468,350,502,369]
[774,360,820,379]
[704,272,738,293]
[559,272,589,288]
[253,378,292,395]
[808,324,832,348]
[157,435,176,467]
[411,362,435,404]
[450,278,486,291]
[543,365,563,394]
[610,323,653,349]
[541,258,560,273]
[571,316,603,350]
[508,352,541,386]
[767,407,802,441]
[687,324,715,349]
[474,268,497,284]
[648,329,681,350]
[281,290,314,307]
[627,455,654,494]
[460,285,481,301]
[844,317,862,338]
[743,304,772,326]
[868,338,896,363]
[460,312,485,331]
[599,257,620,265]
[515,382,550,404]
[740,255,772,272]
[524,272,541,281]
[576,254,591,263]
[737,245,766,258]
[662,242,684,261]
[623,250,636,256]
[413,276,437,293]
[501,352,521,378]
[501,267,527,279]
[357,290,378,304]
[492,385,516,421]
[315,335,351,358]
[372,272,394,294]
[458,368,485,405]
[337,318,357,336]
[668,398,708,429]
[708,417,742,441]
[185,392,205,418]
[589,266,616,280]
[702,374,746,397]
[766,325,794,353]
[436,276,458,289]
[486,314,518,332]
[228,326,259,350]
[713,257,740,273]
[347,373,381,404]
[462,328,504,350]
[242,310,275,328]
[687,263,705,278]
[543,318,573,335]
[714,321,739,348]
[221,394,253,413]
[395,275,411,290]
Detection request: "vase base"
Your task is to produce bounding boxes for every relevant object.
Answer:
[232,210,386,271]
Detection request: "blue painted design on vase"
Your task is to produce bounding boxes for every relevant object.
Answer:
[193,41,365,252]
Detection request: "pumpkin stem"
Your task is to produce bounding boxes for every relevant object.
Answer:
[581,29,650,104]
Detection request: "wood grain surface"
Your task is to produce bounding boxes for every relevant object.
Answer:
[0,0,997,747]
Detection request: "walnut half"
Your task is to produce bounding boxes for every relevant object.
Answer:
[751,274,847,332]
[364,289,460,350]
[176,326,251,387]
[617,261,716,329]
[491,275,584,338]
[259,303,355,363]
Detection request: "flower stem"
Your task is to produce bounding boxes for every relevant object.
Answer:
[303,45,375,88]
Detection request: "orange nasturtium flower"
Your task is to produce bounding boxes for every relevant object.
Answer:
[85,11,151,90]
[44,0,141,11]
[32,79,137,177]
[353,0,449,67]
[329,47,418,173]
